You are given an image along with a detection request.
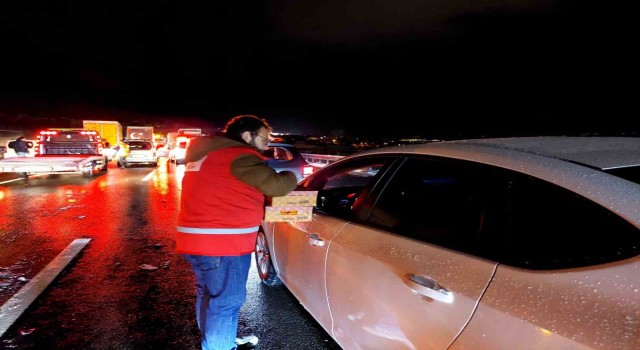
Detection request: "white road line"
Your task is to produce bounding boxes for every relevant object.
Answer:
[0,238,92,337]
[0,178,25,185]
[142,170,155,182]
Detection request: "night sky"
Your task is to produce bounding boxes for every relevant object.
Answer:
[0,0,636,138]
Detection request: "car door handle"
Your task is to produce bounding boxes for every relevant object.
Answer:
[403,274,454,304]
[307,233,325,247]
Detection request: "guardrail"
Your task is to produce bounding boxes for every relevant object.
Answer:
[300,153,345,168]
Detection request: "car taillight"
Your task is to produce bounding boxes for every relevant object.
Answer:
[303,166,314,176]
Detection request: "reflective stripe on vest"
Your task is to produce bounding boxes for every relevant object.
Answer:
[176,226,259,234]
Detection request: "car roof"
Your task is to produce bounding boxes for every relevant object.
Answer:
[360,136,640,171]
[453,137,640,170]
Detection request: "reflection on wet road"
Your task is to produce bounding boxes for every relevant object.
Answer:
[0,161,339,349]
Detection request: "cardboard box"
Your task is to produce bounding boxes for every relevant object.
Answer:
[271,191,318,207]
[264,206,313,222]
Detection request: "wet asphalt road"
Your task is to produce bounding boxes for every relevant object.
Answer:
[0,161,341,349]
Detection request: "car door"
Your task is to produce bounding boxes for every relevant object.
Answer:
[270,217,348,329]
[325,157,500,349]
[449,169,640,349]
[271,156,398,331]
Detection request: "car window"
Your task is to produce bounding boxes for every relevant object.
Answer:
[263,147,293,161]
[298,156,394,219]
[368,157,498,252]
[127,141,153,150]
[368,157,640,270]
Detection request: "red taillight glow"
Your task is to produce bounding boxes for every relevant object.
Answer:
[303,166,314,176]
[40,130,58,135]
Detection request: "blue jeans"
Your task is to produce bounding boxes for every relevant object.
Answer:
[183,254,252,350]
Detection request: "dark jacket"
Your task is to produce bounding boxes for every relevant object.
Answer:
[10,138,29,153]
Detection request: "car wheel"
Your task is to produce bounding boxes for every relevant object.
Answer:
[255,230,282,286]
[17,172,28,179]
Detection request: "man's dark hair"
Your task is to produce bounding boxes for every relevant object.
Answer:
[223,115,271,143]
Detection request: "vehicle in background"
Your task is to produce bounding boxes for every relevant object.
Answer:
[3,139,37,158]
[0,129,108,178]
[168,136,189,164]
[255,136,640,350]
[168,129,203,164]
[177,128,202,136]
[263,143,315,182]
[120,139,157,167]
[166,131,178,149]
[125,126,154,141]
[82,120,123,161]
[155,142,169,158]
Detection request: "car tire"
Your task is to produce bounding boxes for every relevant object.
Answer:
[17,172,28,179]
[255,230,282,286]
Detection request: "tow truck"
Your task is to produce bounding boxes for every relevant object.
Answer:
[0,129,109,179]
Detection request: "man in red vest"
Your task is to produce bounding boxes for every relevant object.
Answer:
[177,115,297,350]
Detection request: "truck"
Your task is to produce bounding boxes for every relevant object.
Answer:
[83,120,123,160]
[83,120,122,148]
[0,129,109,179]
[125,126,154,141]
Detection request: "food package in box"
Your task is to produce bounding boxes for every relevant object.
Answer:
[264,206,313,222]
[271,191,318,207]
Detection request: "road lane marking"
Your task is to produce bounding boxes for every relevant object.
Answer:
[0,238,92,337]
[0,173,47,185]
[0,178,24,185]
[142,170,155,182]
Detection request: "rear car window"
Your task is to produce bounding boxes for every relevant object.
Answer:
[41,131,100,142]
[126,141,153,150]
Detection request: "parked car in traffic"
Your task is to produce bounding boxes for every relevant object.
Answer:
[263,142,315,181]
[255,136,640,350]
[120,139,157,167]
[168,138,189,164]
